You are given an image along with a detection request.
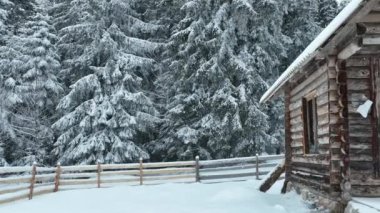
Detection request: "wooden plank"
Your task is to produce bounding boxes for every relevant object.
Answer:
[257,155,284,161]
[290,115,302,125]
[0,193,29,205]
[200,171,268,181]
[361,12,380,23]
[35,173,56,182]
[32,187,54,197]
[61,165,97,172]
[350,161,374,171]
[350,143,372,149]
[290,64,327,97]
[290,123,303,134]
[289,173,330,192]
[100,178,140,184]
[348,92,371,102]
[290,108,302,118]
[351,185,380,197]
[292,155,330,165]
[360,23,380,34]
[291,161,330,174]
[59,179,98,186]
[289,101,302,112]
[143,174,195,181]
[35,167,56,173]
[259,161,285,192]
[143,161,196,168]
[100,170,140,177]
[298,81,329,105]
[346,68,370,79]
[291,132,304,140]
[100,163,140,170]
[0,167,33,174]
[199,157,255,167]
[200,164,256,173]
[338,40,362,60]
[60,172,97,179]
[350,155,373,161]
[143,167,195,175]
[347,79,370,90]
[291,140,303,149]
[346,57,370,67]
[0,176,32,184]
[0,186,29,195]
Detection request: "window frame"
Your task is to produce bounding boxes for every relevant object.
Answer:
[302,91,318,155]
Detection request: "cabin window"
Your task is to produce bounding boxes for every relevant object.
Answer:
[302,92,318,154]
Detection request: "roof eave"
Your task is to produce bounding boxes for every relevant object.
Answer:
[259,0,365,104]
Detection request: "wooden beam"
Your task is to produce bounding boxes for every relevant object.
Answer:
[200,172,268,181]
[195,156,200,182]
[359,23,380,34]
[369,57,380,177]
[321,0,380,55]
[338,40,362,59]
[139,157,143,185]
[54,163,61,192]
[361,11,380,22]
[28,163,37,200]
[259,161,285,192]
[363,36,380,45]
[283,85,292,193]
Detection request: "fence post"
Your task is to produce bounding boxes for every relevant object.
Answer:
[139,157,143,185]
[54,162,61,192]
[97,160,101,188]
[256,154,259,180]
[29,162,37,200]
[195,156,200,182]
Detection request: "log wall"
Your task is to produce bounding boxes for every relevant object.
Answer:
[345,55,380,196]
[287,63,332,195]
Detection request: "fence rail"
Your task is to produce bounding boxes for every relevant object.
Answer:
[0,154,284,205]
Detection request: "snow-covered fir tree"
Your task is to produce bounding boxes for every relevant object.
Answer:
[51,0,163,165]
[339,0,351,10]
[149,0,288,161]
[0,4,62,166]
[281,0,321,70]
[0,0,13,166]
[0,0,344,165]
[318,0,338,28]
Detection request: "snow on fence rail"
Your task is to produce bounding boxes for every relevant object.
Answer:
[0,154,284,205]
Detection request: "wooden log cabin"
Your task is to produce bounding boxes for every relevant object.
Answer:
[260,0,380,210]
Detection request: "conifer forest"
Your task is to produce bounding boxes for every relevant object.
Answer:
[0,0,342,166]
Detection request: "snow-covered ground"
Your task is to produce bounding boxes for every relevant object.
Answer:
[0,180,309,213]
[347,197,380,213]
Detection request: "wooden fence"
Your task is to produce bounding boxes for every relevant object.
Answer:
[0,154,283,205]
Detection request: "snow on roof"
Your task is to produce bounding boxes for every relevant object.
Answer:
[259,0,364,104]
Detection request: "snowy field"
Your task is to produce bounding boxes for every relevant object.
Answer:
[0,180,309,213]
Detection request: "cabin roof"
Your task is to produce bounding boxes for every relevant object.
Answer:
[260,0,370,104]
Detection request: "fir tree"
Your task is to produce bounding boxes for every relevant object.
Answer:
[150,0,288,161]
[281,0,321,71]
[318,0,338,28]
[0,7,62,166]
[52,0,163,165]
